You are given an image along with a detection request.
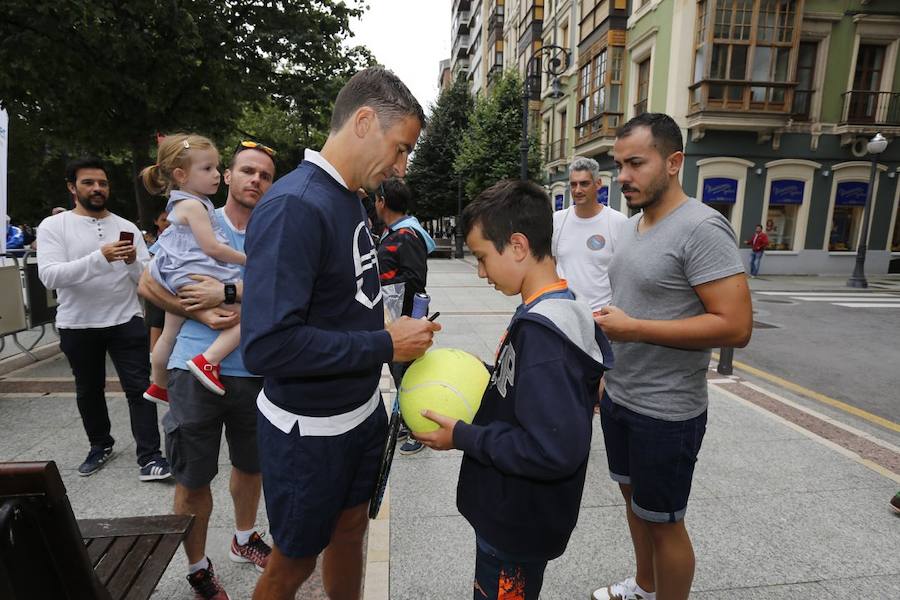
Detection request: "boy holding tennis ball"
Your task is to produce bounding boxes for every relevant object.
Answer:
[416,179,613,600]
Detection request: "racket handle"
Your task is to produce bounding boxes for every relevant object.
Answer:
[411,293,430,319]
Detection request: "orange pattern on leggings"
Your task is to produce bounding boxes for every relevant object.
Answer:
[497,566,526,600]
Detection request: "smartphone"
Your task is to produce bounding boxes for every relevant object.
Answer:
[119,231,134,244]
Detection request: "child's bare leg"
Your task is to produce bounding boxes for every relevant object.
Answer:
[202,304,241,365]
[151,312,186,389]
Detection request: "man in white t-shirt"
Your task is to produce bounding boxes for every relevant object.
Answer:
[552,156,628,313]
[37,157,169,481]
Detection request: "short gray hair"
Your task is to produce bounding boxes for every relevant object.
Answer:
[569,156,601,180]
[330,67,426,132]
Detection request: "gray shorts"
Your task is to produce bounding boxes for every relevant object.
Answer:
[163,369,262,489]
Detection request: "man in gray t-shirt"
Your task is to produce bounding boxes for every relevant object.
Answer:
[591,114,752,600]
[605,200,744,420]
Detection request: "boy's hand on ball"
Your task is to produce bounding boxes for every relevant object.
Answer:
[415,410,457,451]
[387,316,442,362]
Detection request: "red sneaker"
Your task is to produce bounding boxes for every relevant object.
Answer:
[186,354,226,396]
[186,559,230,600]
[142,383,169,406]
[228,531,271,572]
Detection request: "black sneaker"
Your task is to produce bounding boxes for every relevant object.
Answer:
[398,438,425,455]
[397,424,410,442]
[78,445,114,477]
[139,457,172,482]
[187,559,230,599]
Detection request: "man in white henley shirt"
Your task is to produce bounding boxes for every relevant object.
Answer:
[37,157,169,480]
[552,156,629,313]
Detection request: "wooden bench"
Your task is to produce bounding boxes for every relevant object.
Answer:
[430,237,456,259]
[0,461,193,600]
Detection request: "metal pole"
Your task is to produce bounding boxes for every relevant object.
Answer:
[456,176,464,258]
[847,153,879,288]
[717,347,734,376]
[520,61,532,181]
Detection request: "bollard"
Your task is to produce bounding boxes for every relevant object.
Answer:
[717,347,734,375]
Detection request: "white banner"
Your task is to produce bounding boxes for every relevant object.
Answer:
[0,108,8,255]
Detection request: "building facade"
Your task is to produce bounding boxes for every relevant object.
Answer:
[628,0,900,274]
[448,0,900,274]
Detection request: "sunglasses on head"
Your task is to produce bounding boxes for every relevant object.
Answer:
[236,140,276,157]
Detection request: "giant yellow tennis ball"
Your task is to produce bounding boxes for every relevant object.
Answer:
[399,348,490,434]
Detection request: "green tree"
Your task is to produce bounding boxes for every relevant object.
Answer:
[0,0,371,225]
[406,75,473,219]
[454,71,543,200]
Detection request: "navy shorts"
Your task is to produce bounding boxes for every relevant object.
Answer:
[599,392,707,523]
[257,403,388,558]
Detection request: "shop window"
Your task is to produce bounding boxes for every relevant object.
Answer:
[702,177,738,221]
[766,179,803,250]
[829,181,868,251]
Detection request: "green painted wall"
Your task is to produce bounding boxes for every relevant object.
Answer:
[819,17,854,122]
[625,0,674,113]
[810,0,900,121]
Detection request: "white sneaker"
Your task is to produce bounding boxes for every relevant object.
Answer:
[591,576,656,600]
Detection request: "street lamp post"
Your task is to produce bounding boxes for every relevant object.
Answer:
[455,175,464,258]
[520,44,570,180]
[847,132,888,288]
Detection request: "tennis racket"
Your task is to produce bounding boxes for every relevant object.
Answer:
[368,309,439,519]
[369,390,403,519]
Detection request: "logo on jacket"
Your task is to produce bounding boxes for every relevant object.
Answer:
[491,343,516,398]
[586,234,607,251]
[353,222,382,309]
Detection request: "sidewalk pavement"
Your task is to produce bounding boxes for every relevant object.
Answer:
[1,260,898,599]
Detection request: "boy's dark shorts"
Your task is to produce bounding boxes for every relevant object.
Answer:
[163,369,262,489]
[599,391,707,523]
[258,402,387,558]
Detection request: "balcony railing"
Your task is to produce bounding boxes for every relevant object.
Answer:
[633,98,648,116]
[545,138,568,163]
[453,11,470,35]
[488,63,503,83]
[841,90,900,126]
[488,13,504,34]
[689,80,797,114]
[575,113,623,144]
[452,34,470,59]
[791,88,813,120]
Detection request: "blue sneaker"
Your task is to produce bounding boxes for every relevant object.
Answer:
[78,445,114,477]
[139,457,172,482]
[398,438,425,455]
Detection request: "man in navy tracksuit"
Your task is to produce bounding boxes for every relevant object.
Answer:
[241,68,440,600]
[418,180,613,600]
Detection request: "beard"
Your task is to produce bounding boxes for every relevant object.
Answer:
[623,170,669,210]
[75,192,107,213]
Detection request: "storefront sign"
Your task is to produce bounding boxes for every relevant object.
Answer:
[770,179,804,205]
[702,177,738,204]
[835,181,869,206]
[597,186,609,205]
[555,194,563,210]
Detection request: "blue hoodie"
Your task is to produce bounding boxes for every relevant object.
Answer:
[387,215,436,254]
[453,286,613,560]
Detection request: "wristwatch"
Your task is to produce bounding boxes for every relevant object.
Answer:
[224,283,237,304]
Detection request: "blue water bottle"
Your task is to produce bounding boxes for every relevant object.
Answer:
[411,292,430,319]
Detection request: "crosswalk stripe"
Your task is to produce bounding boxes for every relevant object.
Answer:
[757,291,895,296]
[791,296,900,301]
[832,303,900,308]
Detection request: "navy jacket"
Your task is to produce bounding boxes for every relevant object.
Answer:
[453,288,613,559]
[241,162,393,416]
